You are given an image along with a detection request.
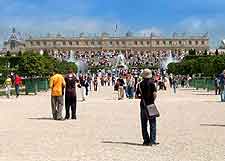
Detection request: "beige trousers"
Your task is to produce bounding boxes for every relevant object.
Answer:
[118,86,124,99]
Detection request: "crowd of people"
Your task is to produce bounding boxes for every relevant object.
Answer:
[47,50,186,68]
[48,68,162,145]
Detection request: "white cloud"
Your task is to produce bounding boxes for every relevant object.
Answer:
[175,16,225,47]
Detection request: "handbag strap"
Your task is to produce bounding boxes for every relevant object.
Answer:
[138,82,147,107]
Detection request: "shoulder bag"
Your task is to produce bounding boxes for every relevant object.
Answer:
[138,83,160,119]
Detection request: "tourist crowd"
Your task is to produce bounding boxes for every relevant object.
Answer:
[47,50,186,68]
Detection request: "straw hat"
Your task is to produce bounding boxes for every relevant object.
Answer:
[141,69,152,79]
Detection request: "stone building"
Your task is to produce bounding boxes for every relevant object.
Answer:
[4,29,209,55]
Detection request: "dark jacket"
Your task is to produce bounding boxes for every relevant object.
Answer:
[65,73,77,96]
[136,79,157,108]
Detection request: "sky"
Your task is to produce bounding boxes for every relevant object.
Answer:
[1,0,225,47]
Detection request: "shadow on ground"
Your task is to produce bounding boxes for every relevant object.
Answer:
[28,117,53,120]
[179,88,195,91]
[202,100,221,103]
[200,124,225,127]
[193,93,215,96]
[102,141,143,146]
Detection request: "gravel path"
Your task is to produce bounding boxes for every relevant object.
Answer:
[0,87,225,161]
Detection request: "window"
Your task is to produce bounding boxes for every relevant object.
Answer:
[30,41,33,46]
[91,41,95,45]
[63,41,66,46]
[147,41,150,45]
[43,41,47,46]
[109,41,113,45]
[76,41,79,45]
[36,41,40,46]
[53,41,56,46]
[163,41,166,45]
[140,41,144,45]
[179,41,182,45]
[122,41,126,45]
[156,41,159,45]
[169,41,172,45]
[69,41,72,46]
[134,41,138,45]
[189,41,192,45]
[201,41,205,45]
[195,41,198,45]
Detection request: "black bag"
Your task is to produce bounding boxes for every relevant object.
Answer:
[138,83,160,119]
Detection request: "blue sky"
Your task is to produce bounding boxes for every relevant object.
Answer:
[1,0,225,47]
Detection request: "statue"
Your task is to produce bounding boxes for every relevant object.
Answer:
[116,52,127,69]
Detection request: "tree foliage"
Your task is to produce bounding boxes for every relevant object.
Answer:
[0,51,77,80]
[167,55,225,77]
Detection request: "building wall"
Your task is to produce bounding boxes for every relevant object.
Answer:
[5,36,209,54]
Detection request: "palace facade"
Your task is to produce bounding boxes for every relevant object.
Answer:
[4,29,209,54]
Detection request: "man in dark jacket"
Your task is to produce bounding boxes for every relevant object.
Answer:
[136,69,158,146]
[64,69,79,119]
[219,71,225,102]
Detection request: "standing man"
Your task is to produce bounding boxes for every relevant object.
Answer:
[84,76,89,96]
[93,75,98,91]
[117,75,125,100]
[214,76,220,95]
[136,69,159,146]
[64,69,78,120]
[50,69,66,120]
[219,70,225,102]
[126,74,135,99]
[112,74,116,86]
[87,74,92,91]
[15,74,22,98]
[172,77,177,94]
[79,75,86,101]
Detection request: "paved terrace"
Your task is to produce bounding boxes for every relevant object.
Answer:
[0,87,224,161]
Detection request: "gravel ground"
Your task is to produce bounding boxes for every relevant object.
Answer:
[0,87,225,161]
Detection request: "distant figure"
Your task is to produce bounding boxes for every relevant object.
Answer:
[186,76,192,88]
[172,77,177,94]
[87,74,92,91]
[214,76,220,95]
[4,75,12,98]
[50,69,66,120]
[169,74,173,88]
[112,75,116,86]
[135,69,159,146]
[126,74,135,99]
[93,76,98,91]
[219,71,225,102]
[181,77,185,88]
[79,75,86,101]
[64,69,78,120]
[84,76,89,96]
[14,74,22,98]
[117,76,125,100]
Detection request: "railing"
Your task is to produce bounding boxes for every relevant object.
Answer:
[189,79,214,91]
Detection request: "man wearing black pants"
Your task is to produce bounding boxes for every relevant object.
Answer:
[136,69,159,146]
[64,69,78,120]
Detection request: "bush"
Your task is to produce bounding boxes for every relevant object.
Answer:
[0,52,78,85]
[167,55,225,77]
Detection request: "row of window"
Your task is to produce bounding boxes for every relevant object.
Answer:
[30,40,207,47]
